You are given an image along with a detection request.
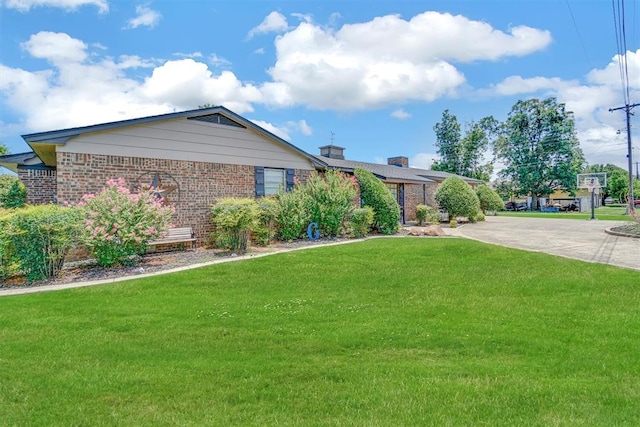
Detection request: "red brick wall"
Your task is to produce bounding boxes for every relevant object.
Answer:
[18,168,57,205]
[403,183,438,222]
[56,152,311,245]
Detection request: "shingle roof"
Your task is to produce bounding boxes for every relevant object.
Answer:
[313,155,483,185]
[312,155,434,184]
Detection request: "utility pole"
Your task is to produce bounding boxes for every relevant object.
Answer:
[609,102,639,213]
[636,160,639,179]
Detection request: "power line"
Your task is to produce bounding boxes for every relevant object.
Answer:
[565,0,592,69]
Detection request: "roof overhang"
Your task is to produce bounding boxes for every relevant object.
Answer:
[0,152,44,172]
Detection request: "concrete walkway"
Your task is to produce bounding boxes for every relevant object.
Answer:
[450,216,639,271]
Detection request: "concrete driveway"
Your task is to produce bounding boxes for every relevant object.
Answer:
[451,216,640,271]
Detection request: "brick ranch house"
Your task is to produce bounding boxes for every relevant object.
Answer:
[0,106,481,245]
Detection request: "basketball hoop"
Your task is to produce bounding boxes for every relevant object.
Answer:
[584,177,599,193]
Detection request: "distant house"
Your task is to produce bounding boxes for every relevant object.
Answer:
[0,106,483,243]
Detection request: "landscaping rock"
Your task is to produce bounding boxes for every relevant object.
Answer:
[407,226,446,236]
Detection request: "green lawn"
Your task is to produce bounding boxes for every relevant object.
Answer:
[2,238,640,425]
[498,205,632,221]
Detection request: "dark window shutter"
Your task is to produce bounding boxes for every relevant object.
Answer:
[255,166,265,197]
[286,169,295,191]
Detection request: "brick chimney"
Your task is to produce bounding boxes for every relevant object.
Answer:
[319,145,345,160]
[388,156,409,168]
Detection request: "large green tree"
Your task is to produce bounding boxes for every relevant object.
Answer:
[432,110,497,181]
[495,98,584,207]
[583,164,628,204]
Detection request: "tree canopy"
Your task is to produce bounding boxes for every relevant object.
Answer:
[432,110,497,181]
[0,144,7,156]
[494,98,584,203]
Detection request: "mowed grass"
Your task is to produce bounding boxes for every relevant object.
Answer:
[498,205,632,221]
[1,238,640,425]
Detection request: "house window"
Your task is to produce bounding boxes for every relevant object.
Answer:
[386,183,398,201]
[264,168,286,195]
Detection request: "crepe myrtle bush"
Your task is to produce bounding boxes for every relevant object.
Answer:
[300,170,359,237]
[210,198,259,253]
[0,204,79,281]
[354,168,400,234]
[78,178,174,267]
[435,176,481,221]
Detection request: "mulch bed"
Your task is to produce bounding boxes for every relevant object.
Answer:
[0,236,365,290]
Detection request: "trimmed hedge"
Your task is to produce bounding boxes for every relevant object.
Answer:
[435,176,481,220]
[476,185,504,214]
[354,168,400,234]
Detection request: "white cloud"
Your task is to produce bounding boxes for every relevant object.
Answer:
[391,109,411,119]
[4,0,107,12]
[247,11,288,39]
[125,5,162,30]
[254,48,265,55]
[0,33,265,131]
[173,52,203,59]
[266,11,551,110]
[21,31,88,65]
[410,153,438,169]
[209,54,231,68]
[116,55,156,69]
[249,120,290,141]
[287,119,312,135]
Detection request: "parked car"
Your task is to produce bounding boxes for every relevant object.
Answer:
[504,201,527,211]
[559,203,579,212]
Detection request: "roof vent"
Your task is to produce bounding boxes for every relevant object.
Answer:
[319,145,345,160]
[188,113,245,128]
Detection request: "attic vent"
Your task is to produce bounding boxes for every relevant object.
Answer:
[189,113,245,128]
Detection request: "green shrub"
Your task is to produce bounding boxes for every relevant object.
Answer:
[449,219,458,228]
[1,205,79,281]
[0,210,14,280]
[276,190,310,241]
[0,175,26,209]
[435,176,481,220]
[211,198,259,253]
[415,204,440,225]
[475,185,504,214]
[79,178,174,267]
[349,206,374,237]
[354,168,400,234]
[253,196,279,246]
[301,170,358,237]
[469,212,486,222]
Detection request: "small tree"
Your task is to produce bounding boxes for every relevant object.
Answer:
[475,185,504,214]
[415,204,440,225]
[435,176,481,220]
[1,205,79,281]
[79,178,174,267]
[354,168,400,234]
[0,175,26,208]
[211,198,259,252]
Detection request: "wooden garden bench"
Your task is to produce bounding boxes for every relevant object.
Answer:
[148,227,197,250]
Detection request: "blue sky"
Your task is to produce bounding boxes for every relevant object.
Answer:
[1,0,639,173]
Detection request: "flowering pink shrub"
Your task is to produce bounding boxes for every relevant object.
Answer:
[78,178,174,267]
